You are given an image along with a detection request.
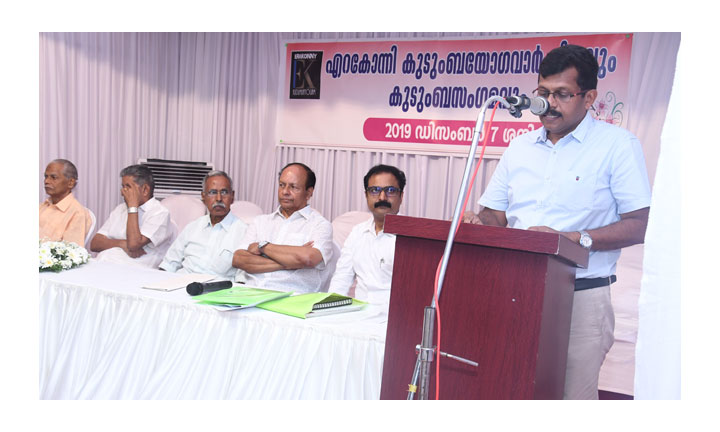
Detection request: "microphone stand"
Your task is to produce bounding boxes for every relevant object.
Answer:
[407,96,518,400]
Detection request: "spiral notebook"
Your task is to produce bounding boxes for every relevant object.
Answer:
[257,292,366,319]
[311,294,353,310]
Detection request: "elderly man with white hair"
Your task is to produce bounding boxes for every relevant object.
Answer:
[160,170,248,278]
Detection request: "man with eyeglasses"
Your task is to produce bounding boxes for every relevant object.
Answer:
[159,171,248,278]
[91,164,176,268]
[232,162,333,293]
[328,164,405,309]
[463,44,651,399]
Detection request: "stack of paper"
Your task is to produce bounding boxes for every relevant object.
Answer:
[194,287,292,311]
[193,287,367,318]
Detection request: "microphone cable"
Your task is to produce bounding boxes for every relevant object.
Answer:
[432,102,499,400]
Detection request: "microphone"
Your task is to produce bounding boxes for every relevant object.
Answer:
[505,95,549,117]
[186,280,233,296]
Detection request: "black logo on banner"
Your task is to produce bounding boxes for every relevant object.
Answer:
[290,51,323,99]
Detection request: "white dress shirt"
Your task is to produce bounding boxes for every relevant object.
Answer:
[159,212,248,279]
[235,205,333,293]
[328,216,396,307]
[479,112,651,278]
[95,197,175,268]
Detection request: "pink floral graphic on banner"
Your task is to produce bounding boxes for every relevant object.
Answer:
[592,91,624,126]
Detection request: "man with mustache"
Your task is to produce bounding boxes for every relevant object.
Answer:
[159,171,248,278]
[463,44,651,399]
[232,162,333,293]
[328,164,405,309]
[40,159,92,246]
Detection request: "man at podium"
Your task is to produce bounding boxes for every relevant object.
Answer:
[463,44,651,399]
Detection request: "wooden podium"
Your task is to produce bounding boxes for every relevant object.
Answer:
[380,215,588,400]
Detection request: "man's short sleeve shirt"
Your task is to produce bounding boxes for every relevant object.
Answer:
[479,112,651,278]
[235,205,333,293]
[160,212,248,278]
[39,193,92,246]
[96,197,175,268]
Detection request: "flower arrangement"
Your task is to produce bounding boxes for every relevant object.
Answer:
[39,240,90,272]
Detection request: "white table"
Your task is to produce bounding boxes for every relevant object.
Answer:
[39,260,388,399]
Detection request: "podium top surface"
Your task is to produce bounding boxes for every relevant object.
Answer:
[384,215,588,268]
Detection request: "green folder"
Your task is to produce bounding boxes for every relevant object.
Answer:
[194,286,292,309]
[256,292,367,319]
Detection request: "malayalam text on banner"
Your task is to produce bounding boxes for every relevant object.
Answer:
[280,34,633,155]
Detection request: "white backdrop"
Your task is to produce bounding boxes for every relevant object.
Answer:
[634,41,682,399]
[40,32,680,223]
[39,31,681,396]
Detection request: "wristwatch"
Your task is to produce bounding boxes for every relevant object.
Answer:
[578,230,592,250]
[127,206,139,214]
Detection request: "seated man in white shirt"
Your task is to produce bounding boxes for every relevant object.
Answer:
[328,164,405,308]
[160,171,248,279]
[90,164,175,268]
[232,162,333,293]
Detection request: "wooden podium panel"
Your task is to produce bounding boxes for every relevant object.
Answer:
[380,215,588,400]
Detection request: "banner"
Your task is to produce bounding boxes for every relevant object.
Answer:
[280,34,633,155]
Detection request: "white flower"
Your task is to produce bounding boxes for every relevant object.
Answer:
[39,240,90,272]
[39,251,51,263]
[68,249,83,265]
[40,257,54,269]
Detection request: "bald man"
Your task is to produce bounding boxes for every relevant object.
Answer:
[232,162,333,293]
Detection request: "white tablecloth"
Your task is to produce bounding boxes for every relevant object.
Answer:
[39,260,388,399]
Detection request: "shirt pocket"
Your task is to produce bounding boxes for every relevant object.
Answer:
[552,172,597,211]
[380,258,394,276]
